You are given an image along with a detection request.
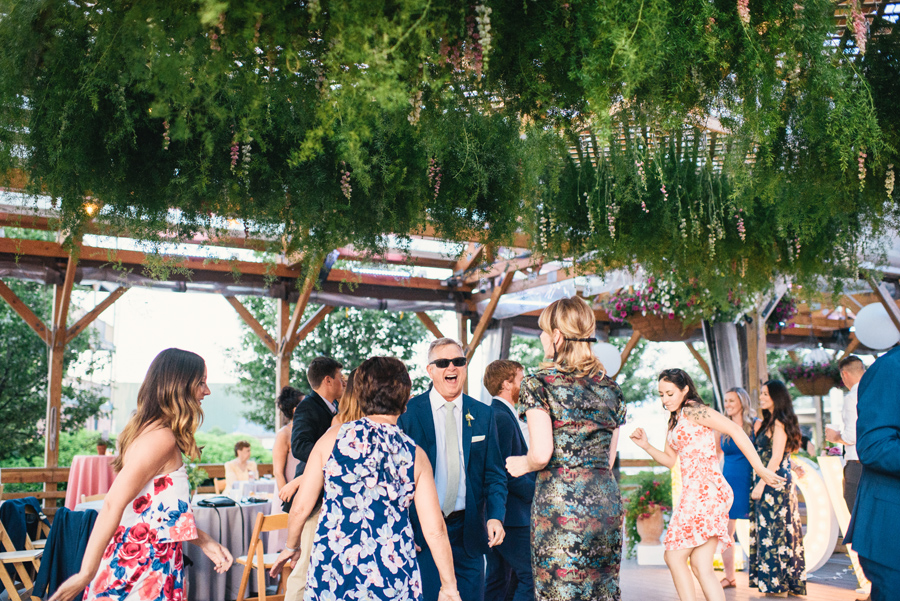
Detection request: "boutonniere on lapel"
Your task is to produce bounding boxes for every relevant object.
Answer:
[465,411,474,427]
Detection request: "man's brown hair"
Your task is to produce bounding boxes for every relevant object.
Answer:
[483,360,524,396]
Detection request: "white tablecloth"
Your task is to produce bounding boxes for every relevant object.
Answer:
[183,498,272,601]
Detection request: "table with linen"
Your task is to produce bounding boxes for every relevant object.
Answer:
[64,455,116,510]
[183,495,273,601]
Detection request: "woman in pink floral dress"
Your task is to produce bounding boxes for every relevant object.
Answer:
[50,349,234,601]
[630,369,783,601]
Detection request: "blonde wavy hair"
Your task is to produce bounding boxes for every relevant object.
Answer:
[538,296,605,378]
[722,386,757,441]
[112,348,205,472]
[335,369,364,424]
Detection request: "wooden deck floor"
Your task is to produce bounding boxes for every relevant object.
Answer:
[621,554,864,600]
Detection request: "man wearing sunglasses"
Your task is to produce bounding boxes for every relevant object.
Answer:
[399,338,508,601]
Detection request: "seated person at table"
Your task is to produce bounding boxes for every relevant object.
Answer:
[224,440,258,490]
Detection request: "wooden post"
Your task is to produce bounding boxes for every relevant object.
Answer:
[458,312,469,395]
[275,298,291,430]
[44,258,76,505]
[743,308,768,411]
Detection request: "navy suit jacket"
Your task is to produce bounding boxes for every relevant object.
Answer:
[290,391,335,478]
[844,346,900,560]
[490,398,536,528]
[398,391,507,557]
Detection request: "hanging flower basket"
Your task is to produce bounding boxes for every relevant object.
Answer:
[781,361,841,396]
[792,376,838,396]
[627,313,699,342]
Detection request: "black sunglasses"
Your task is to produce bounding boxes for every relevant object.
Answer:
[429,357,467,368]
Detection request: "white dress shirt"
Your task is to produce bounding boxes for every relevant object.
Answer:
[493,396,530,448]
[323,397,337,415]
[841,382,859,461]
[429,386,466,512]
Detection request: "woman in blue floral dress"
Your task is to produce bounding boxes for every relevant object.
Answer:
[271,356,460,601]
[506,297,626,601]
[50,348,233,601]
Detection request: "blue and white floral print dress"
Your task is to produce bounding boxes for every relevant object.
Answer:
[305,418,421,601]
[84,466,198,601]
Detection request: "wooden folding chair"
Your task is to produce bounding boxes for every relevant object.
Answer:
[234,512,291,601]
[214,478,228,494]
[0,520,43,601]
[80,493,106,504]
[22,506,50,551]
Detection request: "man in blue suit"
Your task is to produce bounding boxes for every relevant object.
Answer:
[844,345,900,601]
[483,360,536,601]
[398,338,507,601]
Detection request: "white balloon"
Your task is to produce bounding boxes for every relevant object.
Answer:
[853,303,900,350]
[592,341,622,377]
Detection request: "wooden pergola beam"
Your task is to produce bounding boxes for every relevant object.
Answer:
[224,296,278,354]
[836,334,861,362]
[613,331,642,378]
[284,258,325,352]
[415,312,445,339]
[66,286,128,344]
[866,276,900,334]
[0,278,50,344]
[286,305,334,355]
[685,342,712,380]
[466,271,516,361]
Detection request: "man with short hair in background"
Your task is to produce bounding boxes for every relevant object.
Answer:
[483,360,535,601]
[283,356,344,601]
[826,355,866,512]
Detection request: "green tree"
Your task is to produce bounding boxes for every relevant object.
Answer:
[0,280,109,464]
[229,297,431,428]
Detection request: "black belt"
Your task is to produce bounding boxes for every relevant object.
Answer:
[444,510,465,522]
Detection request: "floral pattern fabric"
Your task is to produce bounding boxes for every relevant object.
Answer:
[517,368,626,601]
[665,411,734,553]
[85,466,197,601]
[748,431,807,596]
[305,418,421,601]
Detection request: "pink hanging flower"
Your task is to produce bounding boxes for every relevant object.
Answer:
[851,1,867,55]
[737,0,750,26]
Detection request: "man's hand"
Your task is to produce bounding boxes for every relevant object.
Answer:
[824,426,841,444]
[269,548,301,578]
[486,519,505,548]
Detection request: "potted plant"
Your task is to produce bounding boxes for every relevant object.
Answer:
[766,294,798,333]
[94,434,115,456]
[624,471,672,557]
[184,462,209,499]
[780,361,841,396]
[605,275,703,341]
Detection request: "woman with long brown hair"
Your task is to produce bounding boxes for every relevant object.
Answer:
[50,349,233,601]
[748,380,807,597]
[506,296,625,600]
[630,369,782,601]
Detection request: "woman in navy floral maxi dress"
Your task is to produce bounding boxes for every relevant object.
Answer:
[270,356,461,601]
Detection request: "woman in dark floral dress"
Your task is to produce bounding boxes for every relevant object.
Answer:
[507,297,626,601]
[749,380,807,597]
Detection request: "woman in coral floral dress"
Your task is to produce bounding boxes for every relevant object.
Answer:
[630,369,783,601]
[50,349,234,601]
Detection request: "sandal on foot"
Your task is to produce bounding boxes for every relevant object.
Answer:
[720,577,736,589]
